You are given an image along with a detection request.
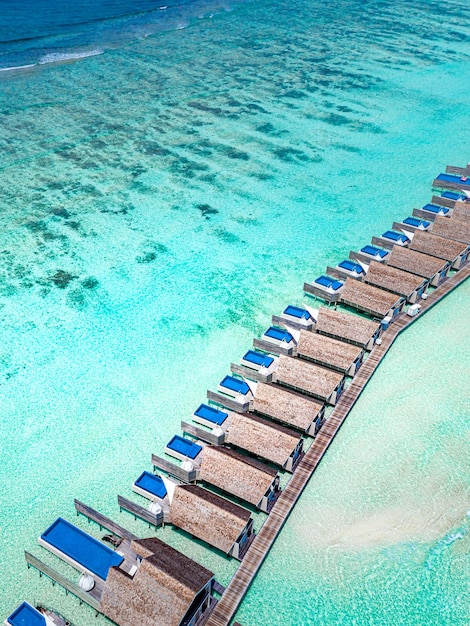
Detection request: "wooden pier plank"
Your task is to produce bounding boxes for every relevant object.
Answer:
[74,500,138,542]
[206,264,470,626]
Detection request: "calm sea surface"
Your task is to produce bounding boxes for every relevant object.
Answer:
[0,0,469,623]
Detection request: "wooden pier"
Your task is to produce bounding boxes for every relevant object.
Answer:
[206,263,470,626]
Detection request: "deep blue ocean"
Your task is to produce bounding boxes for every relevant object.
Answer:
[0,0,469,624]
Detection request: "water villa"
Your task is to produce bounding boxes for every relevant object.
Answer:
[364,261,428,304]
[371,230,410,250]
[169,485,255,559]
[431,215,470,244]
[199,445,280,512]
[36,516,218,626]
[386,246,450,287]
[296,330,364,376]
[303,275,344,302]
[224,411,304,471]
[272,305,315,331]
[340,277,406,320]
[314,307,381,350]
[410,230,470,269]
[250,382,325,435]
[272,355,345,405]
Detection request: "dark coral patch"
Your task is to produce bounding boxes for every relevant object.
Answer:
[197,204,219,219]
[49,270,77,289]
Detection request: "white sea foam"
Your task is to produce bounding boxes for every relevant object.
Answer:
[38,49,104,65]
[0,64,36,72]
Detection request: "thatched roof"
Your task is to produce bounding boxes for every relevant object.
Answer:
[252,382,323,430]
[340,278,401,317]
[410,230,467,261]
[387,246,447,278]
[100,536,213,626]
[199,446,277,506]
[453,203,470,220]
[364,261,425,297]
[432,215,470,244]
[296,330,362,371]
[170,485,251,554]
[225,412,300,466]
[315,307,379,347]
[273,356,343,400]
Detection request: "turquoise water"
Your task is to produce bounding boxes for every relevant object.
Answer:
[0,0,469,623]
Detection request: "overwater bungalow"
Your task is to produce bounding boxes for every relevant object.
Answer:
[431,215,470,244]
[37,517,217,626]
[250,382,325,436]
[296,330,364,376]
[350,244,389,264]
[272,355,345,405]
[392,216,431,233]
[224,411,303,472]
[364,261,428,304]
[272,304,316,331]
[199,445,280,513]
[4,603,65,626]
[303,275,344,303]
[169,485,254,559]
[340,278,406,320]
[314,307,381,350]
[387,246,450,287]
[371,230,410,250]
[410,230,470,269]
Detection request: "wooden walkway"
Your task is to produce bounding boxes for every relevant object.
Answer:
[206,265,470,626]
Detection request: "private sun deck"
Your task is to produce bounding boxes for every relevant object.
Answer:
[364,261,428,303]
[371,230,410,250]
[433,171,470,192]
[39,517,124,582]
[231,350,279,384]
[350,244,388,264]
[340,277,406,320]
[254,326,297,356]
[272,305,315,330]
[192,403,229,429]
[165,435,203,463]
[431,190,467,209]
[4,603,56,626]
[303,275,344,303]
[272,355,345,405]
[412,203,450,221]
[326,259,366,281]
[431,215,470,245]
[208,375,255,412]
[392,217,430,233]
[296,330,364,376]
[410,230,470,269]
[314,307,381,350]
[387,245,451,286]
[251,382,325,435]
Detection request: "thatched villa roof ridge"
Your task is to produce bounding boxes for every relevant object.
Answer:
[453,202,470,220]
[297,329,362,371]
[315,307,380,347]
[273,355,343,399]
[364,261,425,297]
[252,382,324,431]
[199,445,277,506]
[410,230,467,261]
[432,215,470,244]
[387,246,448,278]
[340,278,401,317]
[226,412,300,466]
[100,536,214,626]
[170,485,251,554]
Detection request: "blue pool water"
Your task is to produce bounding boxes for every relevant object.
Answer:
[0,0,469,623]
